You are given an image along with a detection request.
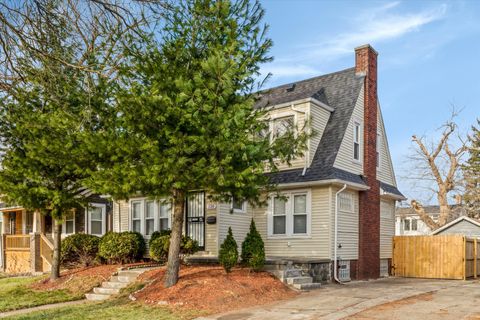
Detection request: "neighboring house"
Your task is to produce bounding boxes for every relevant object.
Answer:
[431,216,480,238]
[112,44,404,281]
[395,204,465,236]
[0,194,112,273]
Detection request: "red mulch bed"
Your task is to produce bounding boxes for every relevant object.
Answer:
[30,265,120,294]
[135,265,298,314]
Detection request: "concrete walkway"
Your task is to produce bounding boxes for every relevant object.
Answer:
[0,300,89,318]
[198,278,480,320]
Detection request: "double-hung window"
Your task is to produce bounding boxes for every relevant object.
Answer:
[130,199,171,236]
[145,201,156,236]
[132,201,142,233]
[273,197,287,235]
[63,210,75,235]
[411,219,418,231]
[403,219,410,231]
[269,190,311,237]
[231,197,246,214]
[293,194,307,234]
[159,202,171,232]
[353,122,361,161]
[87,203,106,236]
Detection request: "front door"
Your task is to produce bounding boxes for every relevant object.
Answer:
[185,192,205,249]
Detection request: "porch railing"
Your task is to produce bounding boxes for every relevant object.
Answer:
[5,235,30,251]
[40,234,53,267]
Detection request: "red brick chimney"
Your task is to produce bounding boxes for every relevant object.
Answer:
[355,44,381,280]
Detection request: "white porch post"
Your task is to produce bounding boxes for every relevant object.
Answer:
[22,210,26,234]
[32,210,42,234]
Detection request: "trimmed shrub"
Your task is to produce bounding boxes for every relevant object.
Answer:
[61,233,100,267]
[125,231,146,260]
[149,229,171,247]
[219,227,238,273]
[149,231,199,262]
[98,232,146,264]
[241,219,265,271]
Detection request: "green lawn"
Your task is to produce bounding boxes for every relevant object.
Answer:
[3,298,203,320]
[0,276,83,313]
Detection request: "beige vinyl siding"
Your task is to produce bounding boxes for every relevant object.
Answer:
[331,188,359,260]
[217,202,251,254]
[380,199,395,259]
[309,104,331,167]
[252,186,331,258]
[377,105,397,186]
[333,86,364,174]
[204,198,218,255]
[113,200,129,232]
[269,103,308,171]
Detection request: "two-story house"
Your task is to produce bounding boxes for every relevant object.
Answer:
[112,44,404,282]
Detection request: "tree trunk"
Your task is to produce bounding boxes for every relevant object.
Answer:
[411,200,439,230]
[164,189,186,288]
[50,219,62,280]
[437,188,451,226]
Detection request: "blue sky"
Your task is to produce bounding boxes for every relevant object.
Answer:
[260,0,480,203]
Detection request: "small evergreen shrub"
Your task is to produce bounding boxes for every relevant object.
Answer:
[61,233,100,267]
[149,231,199,262]
[98,232,146,264]
[241,219,265,271]
[219,227,238,273]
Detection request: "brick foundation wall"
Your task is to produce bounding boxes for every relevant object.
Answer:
[356,44,380,280]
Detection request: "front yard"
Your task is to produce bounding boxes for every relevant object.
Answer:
[0,276,79,313]
[0,265,118,313]
[2,295,202,320]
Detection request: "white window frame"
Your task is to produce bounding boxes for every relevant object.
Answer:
[353,121,362,162]
[129,198,172,237]
[403,219,410,231]
[231,198,247,214]
[62,210,76,236]
[269,112,297,143]
[130,199,143,234]
[267,189,311,238]
[158,200,171,232]
[144,200,157,236]
[86,203,106,236]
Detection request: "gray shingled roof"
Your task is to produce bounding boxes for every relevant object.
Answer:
[260,68,403,197]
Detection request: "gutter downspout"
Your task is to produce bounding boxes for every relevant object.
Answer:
[291,104,309,176]
[334,184,347,284]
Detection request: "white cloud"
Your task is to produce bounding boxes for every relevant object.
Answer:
[261,63,319,79]
[306,3,447,60]
[264,2,448,80]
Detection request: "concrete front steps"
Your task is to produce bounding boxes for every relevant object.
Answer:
[265,261,322,291]
[85,269,145,301]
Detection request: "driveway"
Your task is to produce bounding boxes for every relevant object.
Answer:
[199,278,480,320]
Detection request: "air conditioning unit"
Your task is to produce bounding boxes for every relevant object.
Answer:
[338,260,351,282]
[380,259,389,277]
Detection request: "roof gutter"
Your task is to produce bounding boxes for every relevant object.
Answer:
[270,97,334,113]
[380,190,407,201]
[277,179,369,191]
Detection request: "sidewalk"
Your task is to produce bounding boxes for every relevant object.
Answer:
[198,277,477,320]
[0,300,89,319]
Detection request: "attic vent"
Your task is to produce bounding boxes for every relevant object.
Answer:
[285,83,296,92]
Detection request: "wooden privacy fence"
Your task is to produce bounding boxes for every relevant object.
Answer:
[393,235,480,280]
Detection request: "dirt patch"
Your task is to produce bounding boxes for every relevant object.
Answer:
[134,265,297,314]
[30,265,119,295]
[347,292,434,319]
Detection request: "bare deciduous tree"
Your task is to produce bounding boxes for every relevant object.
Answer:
[407,111,468,229]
